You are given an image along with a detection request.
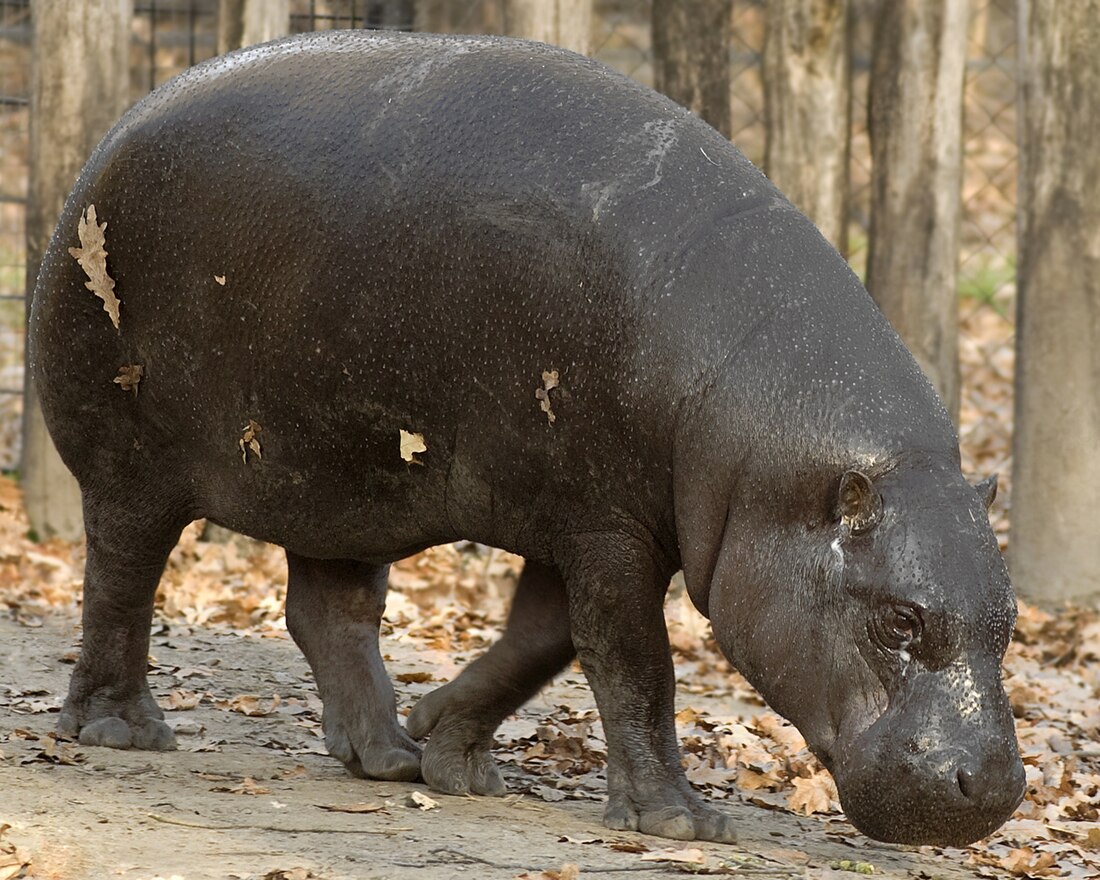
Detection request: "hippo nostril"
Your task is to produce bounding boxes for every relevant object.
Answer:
[957,767,976,800]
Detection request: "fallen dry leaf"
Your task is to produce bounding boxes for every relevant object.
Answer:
[405,791,438,810]
[262,869,317,880]
[316,802,387,814]
[212,776,271,796]
[640,847,707,865]
[113,363,143,396]
[217,694,280,717]
[400,429,427,464]
[214,274,226,285]
[68,204,120,329]
[394,671,435,684]
[787,772,839,816]
[164,689,200,711]
[0,824,30,880]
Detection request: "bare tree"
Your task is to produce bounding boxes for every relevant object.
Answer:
[1010,0,1100,601]
[22,0,133,539]
[763,0,850,252]
[652,0,733,138]
[866,0,969,423]
[217,0,290,55]
[503,0,592,54]
[365,1,416,30]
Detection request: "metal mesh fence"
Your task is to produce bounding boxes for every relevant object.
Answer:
[0,0,1020,471]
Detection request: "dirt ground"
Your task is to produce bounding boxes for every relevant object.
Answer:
[0,609,988,880]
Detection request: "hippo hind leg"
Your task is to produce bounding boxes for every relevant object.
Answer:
[58,490,185,751]
[407,560,575,796]
[284,552,420,782]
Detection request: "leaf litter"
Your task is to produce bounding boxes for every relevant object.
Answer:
[2,310,1098,876]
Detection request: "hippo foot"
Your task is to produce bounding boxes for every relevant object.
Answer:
[324,719,422,782]
[58,689,177,751]
[604,791,738,843]
[406,682,506,796]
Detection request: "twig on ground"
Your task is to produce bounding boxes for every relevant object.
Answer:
[148,813,410,834]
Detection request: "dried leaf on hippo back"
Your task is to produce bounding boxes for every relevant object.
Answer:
[535,369,559,423]
[399,428,427,464]
[113,363,143,395]
[239,420,262,463]
[68,204,120,329]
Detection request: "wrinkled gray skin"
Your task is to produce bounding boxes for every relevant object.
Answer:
[30,32,1024,847]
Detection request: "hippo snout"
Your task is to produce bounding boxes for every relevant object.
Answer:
[830,669,1025,846]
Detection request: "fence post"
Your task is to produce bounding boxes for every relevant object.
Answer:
[763,0,850,253]
[217,0,290,55]
[22,0,133,540]
[503,0,592,55]
[1010,0,1100,601]
[652,0,733,139]
[865,0,969,423]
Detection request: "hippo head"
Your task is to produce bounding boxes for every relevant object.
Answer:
[682,459,1025,845]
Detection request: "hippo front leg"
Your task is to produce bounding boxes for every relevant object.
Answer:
[557,534,738,844]
[284,553,420,781]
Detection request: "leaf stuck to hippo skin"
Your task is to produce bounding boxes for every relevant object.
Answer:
[238,420,262,463]
[536,370,560,424]
[113,363,143,396]
[68,204,121,330]
[399,429,427,464]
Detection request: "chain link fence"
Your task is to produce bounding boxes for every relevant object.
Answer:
[0,0,1019,471]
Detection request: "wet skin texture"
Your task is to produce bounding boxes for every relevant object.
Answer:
[30,32,1024,846]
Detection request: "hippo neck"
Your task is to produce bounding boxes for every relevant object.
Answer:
[658,203,958,617]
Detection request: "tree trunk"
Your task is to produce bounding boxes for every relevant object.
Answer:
[22,0,132,540]
[503,0,592,54]
[652,0,733,138]
[763,0,850,252]
[217,0,290,55]
[1010,0,1100,601]
[365,1,416,30]
[866,0,969,423]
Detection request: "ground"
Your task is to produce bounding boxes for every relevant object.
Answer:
[2,610,980,880]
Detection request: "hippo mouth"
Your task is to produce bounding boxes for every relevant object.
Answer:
[823,671,1026,846]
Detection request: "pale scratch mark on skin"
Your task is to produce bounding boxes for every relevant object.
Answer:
[700,147,719,166]
[641,119,678,190]
[830,537,845,567]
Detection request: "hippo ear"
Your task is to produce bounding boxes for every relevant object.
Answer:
[974,474,998,510]
[838,470,882,535]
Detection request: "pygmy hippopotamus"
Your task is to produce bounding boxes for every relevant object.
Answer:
[30,30,1025,846]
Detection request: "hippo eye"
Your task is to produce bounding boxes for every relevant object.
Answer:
[879,604,921,651]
